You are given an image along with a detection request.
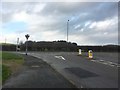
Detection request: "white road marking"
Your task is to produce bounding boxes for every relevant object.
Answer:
[80,85,83,88]
[61,56,66,60]
[117,65,120,67]
[91,60,96,62]
[109,64,115,67]
[55,56,66,60]
[107,61,113,64]
[99,60,104,62]
[31,65,40,67]
[91,59,119,67]
[102,62,108,65]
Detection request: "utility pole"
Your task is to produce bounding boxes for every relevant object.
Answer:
[25,34,30,55]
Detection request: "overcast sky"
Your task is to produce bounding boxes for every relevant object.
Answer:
[0,1,118,45]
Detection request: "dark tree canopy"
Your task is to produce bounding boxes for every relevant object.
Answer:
[1,40,119,52]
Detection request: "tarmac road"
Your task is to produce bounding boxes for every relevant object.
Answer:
[27,52,119,88]
[81,52,119,63]
[2,54,77,88]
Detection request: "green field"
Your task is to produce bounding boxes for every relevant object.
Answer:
[1,51,24,84]
[0,43,15,45]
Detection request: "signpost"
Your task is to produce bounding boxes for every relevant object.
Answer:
[25,34,30,55]
[16,38,19,52]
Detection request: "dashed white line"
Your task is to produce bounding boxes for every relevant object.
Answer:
[91,60,96,62]
[91,59,119,67]
[109,64,115,67]
[31,65,40,67]
[117,65,120,67]
[99,60,104,62]
[102,62,108,65]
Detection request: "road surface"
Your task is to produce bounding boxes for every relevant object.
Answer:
[2,54,77,88]
[24,52,119,88]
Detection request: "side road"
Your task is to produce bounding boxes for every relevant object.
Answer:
[2,54,78,88]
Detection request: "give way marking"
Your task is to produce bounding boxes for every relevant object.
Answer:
[54,56,66,60]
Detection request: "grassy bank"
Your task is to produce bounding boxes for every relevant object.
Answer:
[2,65,11,83]
[1,51,24,84]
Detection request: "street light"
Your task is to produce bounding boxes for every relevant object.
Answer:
[67,20,69,52]
[67,20,69,42]
[25,34,30,55]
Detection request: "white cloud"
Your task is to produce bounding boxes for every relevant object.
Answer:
[1,32,27,44]
[74,24,80,29]
[84,21,91,27]
[69,34,94,45]
[12,11,29,23]
[2,0,119,2]
[1,2,118,45]
[80,28,84,32]
[33,3,46,13]
[12,10,59,33]
[103,32,108,35]
[89,22,97,29]
[89,16,118,31]
[27,30,66,42]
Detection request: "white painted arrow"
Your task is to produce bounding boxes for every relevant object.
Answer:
[55,56,66,60]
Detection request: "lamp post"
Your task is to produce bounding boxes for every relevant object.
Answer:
[67,20,69,52]
[67,20,69,42]
[25,34,30,55]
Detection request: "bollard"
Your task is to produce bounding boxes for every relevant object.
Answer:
[88,50,93,59]
[78,49,82,55]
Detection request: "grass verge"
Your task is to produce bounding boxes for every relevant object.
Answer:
[1,51,24,84]
[2,65,11,83]
[2,51,23,60]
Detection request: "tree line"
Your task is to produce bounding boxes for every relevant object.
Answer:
[78,45,119,52]
[20,40,77,51]
[1,41,119,52]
